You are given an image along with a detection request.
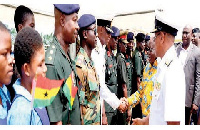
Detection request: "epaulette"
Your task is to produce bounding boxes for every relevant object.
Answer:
[165,59,173,67]
[45,44,57,65]
[76,54,85,67]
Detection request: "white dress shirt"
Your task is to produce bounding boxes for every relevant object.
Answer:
[149,45,185,125]
[91,37,120,110]
[179,43,192,67]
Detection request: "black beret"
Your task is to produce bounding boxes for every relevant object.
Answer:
[111,26,120,37]
[54,4,80,15]
[135,33,145,42]
[78,14,96,29]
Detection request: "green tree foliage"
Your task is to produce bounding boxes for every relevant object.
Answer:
[7,24,53,51]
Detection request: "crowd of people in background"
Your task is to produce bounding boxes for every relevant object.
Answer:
[0,4,200,125]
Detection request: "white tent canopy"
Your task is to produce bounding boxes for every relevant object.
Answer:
[1,0,200,37]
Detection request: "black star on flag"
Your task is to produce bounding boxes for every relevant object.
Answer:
[44,91,48,97]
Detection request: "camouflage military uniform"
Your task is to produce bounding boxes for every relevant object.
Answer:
[104,49,118,125]
[116,52,127,125]
[75,48,100,125]
[45,36,81,125]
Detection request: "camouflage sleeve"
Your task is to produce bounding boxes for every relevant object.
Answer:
[76,66,87,105]
[75,56,87,106]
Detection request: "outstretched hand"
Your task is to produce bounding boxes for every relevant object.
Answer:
[132,118,144,125]
[118,97,128,113]
[132,116,149,125]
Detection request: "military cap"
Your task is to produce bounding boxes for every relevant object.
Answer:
[54,4,80,15]
[97,15,113,33]
[135,33,145,42]
[118,38,128,44]
[78,14,96,29]
[151,14,178,36]
[127,32,134,42]
[121,39,129,44]
[119,35,128,44]
[192,28,200,33]
[111,26,120,37]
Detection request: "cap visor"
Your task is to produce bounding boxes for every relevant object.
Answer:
[122,39,129,44]
[150,29,159,33]
[106,26,113,33]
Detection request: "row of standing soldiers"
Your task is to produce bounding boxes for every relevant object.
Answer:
[104,29,150,125]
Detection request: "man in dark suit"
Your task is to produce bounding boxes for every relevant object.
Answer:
[176,25,200,125]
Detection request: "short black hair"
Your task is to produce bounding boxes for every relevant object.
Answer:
[14,27,43,76]
[0,21,9,33]
[14,5,34,32]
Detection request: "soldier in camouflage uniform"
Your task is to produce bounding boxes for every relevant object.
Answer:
[104,26,120,125]
[75,14,100,125]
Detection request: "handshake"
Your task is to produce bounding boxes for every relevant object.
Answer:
[118,97,129,113]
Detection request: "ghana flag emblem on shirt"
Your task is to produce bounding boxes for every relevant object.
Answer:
[32,75,64,108]
[63,72,78,110]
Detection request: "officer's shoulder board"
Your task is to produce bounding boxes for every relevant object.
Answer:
[165,59,173,67]
[45,44,57,65]
[76,54,85,68]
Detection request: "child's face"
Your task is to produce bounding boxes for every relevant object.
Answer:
[0,31,14,87]
[28,46,47,79]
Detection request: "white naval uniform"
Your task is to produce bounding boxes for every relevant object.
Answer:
[149,45,185,125]
[91,37,120,110]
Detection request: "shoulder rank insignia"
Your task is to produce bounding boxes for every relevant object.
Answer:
[165,59,173,67]
[45,44,56,65]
